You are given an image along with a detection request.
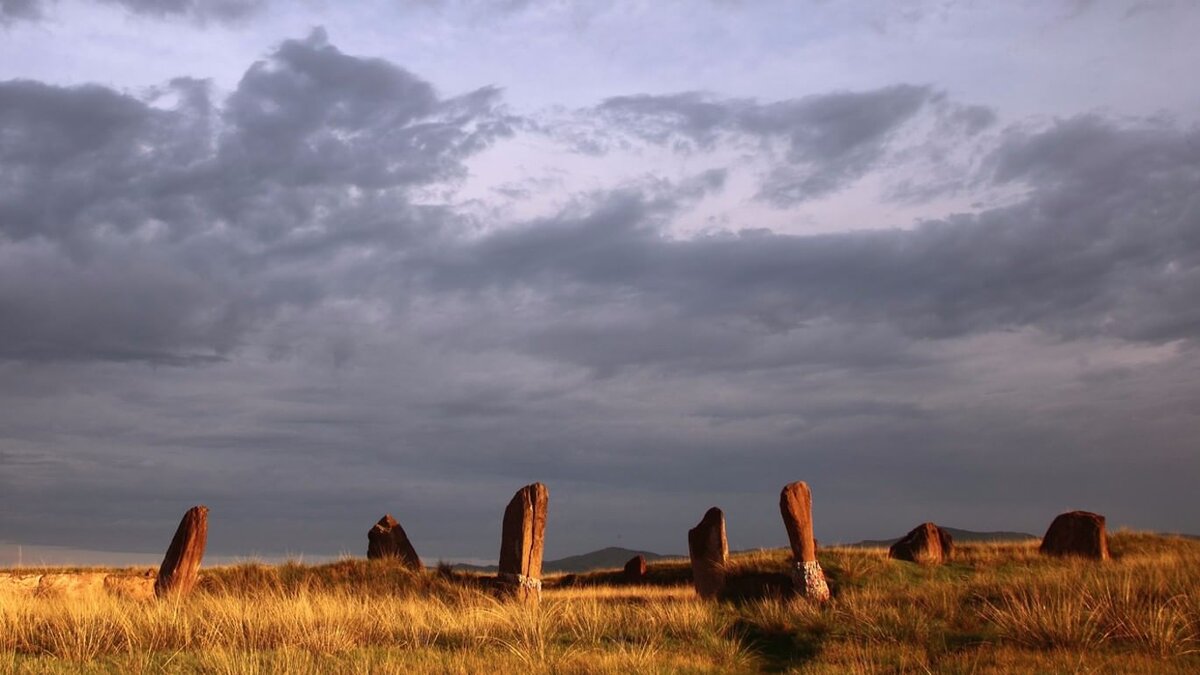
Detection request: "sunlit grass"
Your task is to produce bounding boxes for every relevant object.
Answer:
[2,532,1198,673]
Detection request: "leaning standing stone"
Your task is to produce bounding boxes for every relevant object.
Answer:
[497,482,549,604]
[688,507,728,599]
[367,514,422,571]
[889,522,954,564]
[780,482,830,601]
[155,505,208,598]
[1039,510,1110,560]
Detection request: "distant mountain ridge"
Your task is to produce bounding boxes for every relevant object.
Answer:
[847,527,1037,548]
[450,546,674,574]
[449,529,1042,574]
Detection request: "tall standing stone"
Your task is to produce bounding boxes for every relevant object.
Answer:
[889,522,954,564]
[155,505,208,598]
[687,507,728,599]
[1040,511,1110,560]
[367,514,422,571]
[780,482,830,602]
[497,482,549,604]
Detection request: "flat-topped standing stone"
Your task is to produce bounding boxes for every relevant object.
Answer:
[889,522,954,564]
[1040,511,1109,560]
[497,482,549,604]
[155,505,208,598]
[367,514,422,571]
[688,507,728,600]
[623,554,647,582]
[780,482,830,602]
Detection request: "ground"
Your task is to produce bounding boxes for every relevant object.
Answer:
[2,532,1198,673]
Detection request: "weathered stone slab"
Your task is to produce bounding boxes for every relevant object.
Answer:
[497,482,549,604]
[780,481,830,601]
[688,507,728,600]
[105,569,157,601]
[623,554,647,582]
[367,514,422,571]
[1040,510,1109,560]
[889,522,954,564]
[0,574,43,598]
[155,505,208,598]
[37,573,108,598]
[2,569,156,601]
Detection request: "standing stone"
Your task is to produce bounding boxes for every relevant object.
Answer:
[623,554,647,582]
[497,482,549,604]
[779,482,830,602]
[1039,510,1110,560]
[155,505,208,598]
[889,522,954,564]
[367,514,422,571]
[687,507,728,599]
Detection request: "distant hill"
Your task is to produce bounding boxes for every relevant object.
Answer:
[450,546,673,574]
[450,531,1048,574]
[848,527,1037,548]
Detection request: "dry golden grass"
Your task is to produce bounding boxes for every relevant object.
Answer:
[2,532,1198,673]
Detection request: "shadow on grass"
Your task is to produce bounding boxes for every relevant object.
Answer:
[728,618,825,672]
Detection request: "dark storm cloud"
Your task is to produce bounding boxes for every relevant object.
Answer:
[0,29,510,363]
[3,43,1197,370]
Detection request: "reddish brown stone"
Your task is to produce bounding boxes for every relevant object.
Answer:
[623,554,647,582]
[367,514,422,571]
[1040,511,1109,560]
[497,482,549,604]
[889,522,954,564]
[688,507,728,599]
[155,505,208,598]
[779,482,830,601]
[780,482,817,563]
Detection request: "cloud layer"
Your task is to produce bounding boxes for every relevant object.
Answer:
[2,15,1199,561]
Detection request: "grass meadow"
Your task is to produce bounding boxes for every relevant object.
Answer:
[2,532,1198,673]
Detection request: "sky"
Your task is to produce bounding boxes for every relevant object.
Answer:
[1,0,1198,566]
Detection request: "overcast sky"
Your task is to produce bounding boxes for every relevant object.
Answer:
[1,0,1198,566]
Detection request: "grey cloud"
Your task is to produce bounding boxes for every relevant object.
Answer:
[1,0,265,24]
[2,35,1194,382]
[5,342,1197,557]
[0,30,509,364]
[220,29,505,193]
[101,0,266,21]
[594,86,952,203]
[2,30,1199,559]
[0,0,39,22]
[421,114,1198,378]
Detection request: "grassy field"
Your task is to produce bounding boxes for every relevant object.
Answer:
[2,532,1198,673]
